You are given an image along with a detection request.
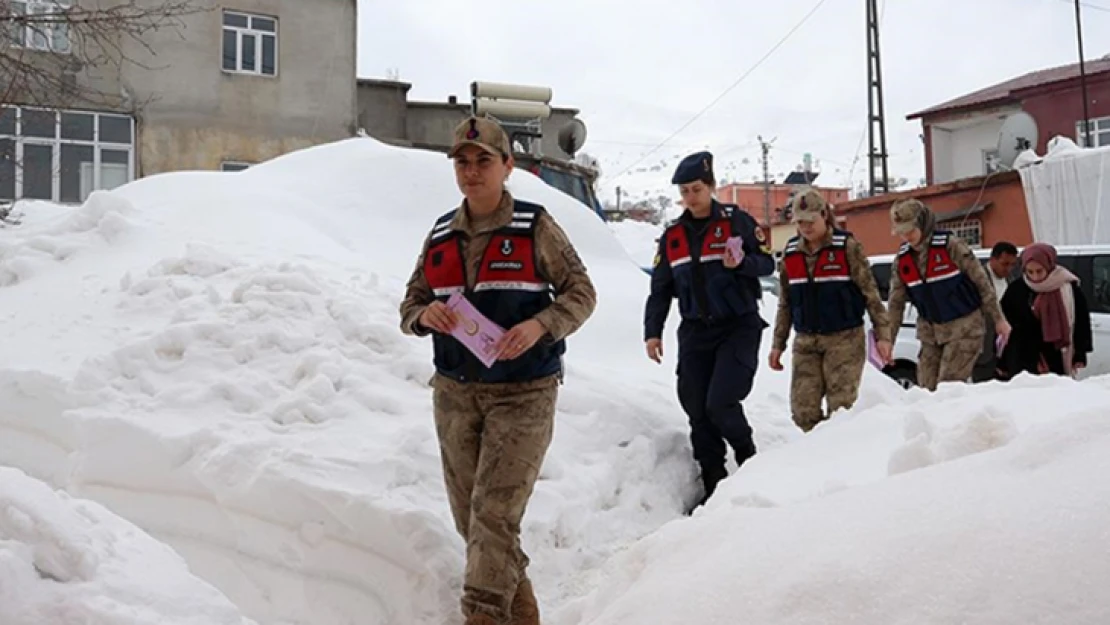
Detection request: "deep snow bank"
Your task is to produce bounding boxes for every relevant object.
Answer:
[0,137,765,624]
[561,373,1110,625]
[0,466,254,625]
[607,219,662,269]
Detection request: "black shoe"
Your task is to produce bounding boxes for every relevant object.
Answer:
[686,465,728,515]
[733,439,757,468]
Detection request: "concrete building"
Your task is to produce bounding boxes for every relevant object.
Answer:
[907,55,1110,185]
[834,170,1031,256]
[716,180,851,253]
[0,0,358,204]
[356,78,582,161]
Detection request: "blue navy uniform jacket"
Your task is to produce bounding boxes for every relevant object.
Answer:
[644,201,775,340]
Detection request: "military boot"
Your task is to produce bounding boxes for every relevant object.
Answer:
[510,577,540,625]
[686,465,728,515]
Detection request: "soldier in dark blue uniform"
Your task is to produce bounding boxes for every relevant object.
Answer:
[643,151,775,513]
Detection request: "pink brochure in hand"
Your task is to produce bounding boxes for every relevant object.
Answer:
[446,292,506,368]
[995,333,1007,355]
[725,236,745,263]
[866,330,885,370]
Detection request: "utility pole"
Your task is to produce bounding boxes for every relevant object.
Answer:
[758,135,774,228]
[866,0,890,195]
[1075,0,1092,147]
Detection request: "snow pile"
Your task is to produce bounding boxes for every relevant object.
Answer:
[2,133,1109,625]
[0,467,253,625]
[561,374,1110,624]
[607,219,663,269]
[0,136,774,624]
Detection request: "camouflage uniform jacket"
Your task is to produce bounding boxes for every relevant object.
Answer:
[887,232,1003,346]
[772,230,891,351]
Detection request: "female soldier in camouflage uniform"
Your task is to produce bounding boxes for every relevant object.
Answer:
[769,189,892,432]
[886,199,1010,391]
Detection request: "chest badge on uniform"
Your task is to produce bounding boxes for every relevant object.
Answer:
[714,226,723,239]
[827,251,836,262]
[934,253,942,263]
[501,239,514,256]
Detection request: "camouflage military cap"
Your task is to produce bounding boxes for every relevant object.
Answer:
[791,188,828,223]
[449,115,511,158]
[890,199,927,235]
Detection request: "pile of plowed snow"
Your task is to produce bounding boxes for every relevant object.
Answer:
[2,135,1106,625]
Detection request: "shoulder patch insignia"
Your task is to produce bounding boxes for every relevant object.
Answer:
[653,251,662,267]
[754,228,767,243]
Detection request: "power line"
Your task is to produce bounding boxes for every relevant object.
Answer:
[1062,0,1110,13]
[609,0,832,181]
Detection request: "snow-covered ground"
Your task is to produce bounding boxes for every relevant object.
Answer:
[0,466,255,625]
[0,136,1108,624]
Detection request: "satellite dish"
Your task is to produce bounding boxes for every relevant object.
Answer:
[997,112,1039,168]
[557,118,587,157]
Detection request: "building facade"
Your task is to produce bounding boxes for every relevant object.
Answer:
[0,0,358,204]
[834,170,1032,256]
[908,56,1110,185]
[716,182,851,253]
[356,78,583,161]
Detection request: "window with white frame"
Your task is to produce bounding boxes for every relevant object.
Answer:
[943,219,983,248]
[221,11,277,76]
[1076,116,1110,148]
[0,106,134,204]
[8,0,71,53]
[220,161,251,172]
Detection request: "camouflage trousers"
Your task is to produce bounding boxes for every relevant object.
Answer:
[917,337,982,391]
[432,373,557,623]
[790,327,866,432]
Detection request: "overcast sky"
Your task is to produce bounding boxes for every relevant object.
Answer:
[357,0,1110,200]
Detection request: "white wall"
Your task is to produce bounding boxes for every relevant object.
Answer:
[929,112,1014,184]
[930,126,954,183]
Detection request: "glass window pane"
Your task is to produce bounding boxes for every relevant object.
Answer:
[98,149,130,191]
[0,139,14,200]
[22,109,56,138]
[61,112,94,140]
[9,1,25,47]
[251,16,275,32]
[222,29,237,70]
[23,144,54,200]
[242,33,256,72]
[98,115,131,144]
[1092,256,1110,314]
[52,21,69,53]
[223,12,248,28]
[0,108,15,135]
[60,144,94,203]
[261,34,275,75]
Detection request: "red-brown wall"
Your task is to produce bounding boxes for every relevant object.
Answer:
[836,170,1032,256]
[1017,73,1110,152]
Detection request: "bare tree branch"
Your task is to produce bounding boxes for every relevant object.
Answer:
[0,0,209,111]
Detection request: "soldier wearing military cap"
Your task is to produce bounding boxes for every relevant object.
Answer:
[643,150,775,513]
[400,115,597,625]
[768,188,891,432]
[886,198,1010,391]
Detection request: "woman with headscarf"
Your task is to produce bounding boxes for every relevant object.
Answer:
[885,199,1010,391]
[997,243,1092,379]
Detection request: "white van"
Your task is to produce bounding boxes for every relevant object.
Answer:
[867,245,1110,387]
